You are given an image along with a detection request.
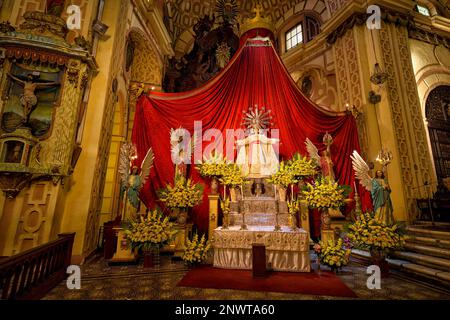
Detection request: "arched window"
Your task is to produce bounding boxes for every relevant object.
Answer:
[286,24,303,51]
[284,15,321,52]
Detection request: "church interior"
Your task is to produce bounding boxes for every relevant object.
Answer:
[0,0,450,304]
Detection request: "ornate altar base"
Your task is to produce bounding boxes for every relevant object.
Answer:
[213,226,310,272]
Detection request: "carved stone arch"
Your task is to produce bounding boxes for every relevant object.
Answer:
[126,27,163,86]
[174,27,195,58]
[274,0,330,31]
[424,85,450,193]
[415,0,439,16]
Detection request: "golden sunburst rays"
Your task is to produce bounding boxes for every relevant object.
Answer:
[215,0,239,24]
[241,104,274,132]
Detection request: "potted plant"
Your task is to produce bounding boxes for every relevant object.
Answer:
[124,209,177,268]
[196,152,228,195]
[313,238,351,273]
[267,161,295,201]
[158,175,203,224]
[182,233,211,267]
[219,164,246,202]
[346,212,405,274]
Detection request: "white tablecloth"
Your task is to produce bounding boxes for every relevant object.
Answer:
[212,226,310,272]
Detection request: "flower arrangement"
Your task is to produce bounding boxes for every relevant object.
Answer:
[219,164,247,187]
[124,209,177,250]
[158,175,203,209]
[346,213,405,253]
[266,161,296,188]
[288,153,317,179]
[182,233,211,265]
[287,198,301,214]
[220,196,231,215]
[303,177,349,209]
[314,238,351,270]
[196,152,228,178]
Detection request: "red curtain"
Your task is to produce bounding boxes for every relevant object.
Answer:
[132,36,373,232]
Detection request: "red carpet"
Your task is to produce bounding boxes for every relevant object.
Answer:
[177,265,357,298]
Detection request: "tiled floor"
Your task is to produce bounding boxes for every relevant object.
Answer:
[43,253,450,300]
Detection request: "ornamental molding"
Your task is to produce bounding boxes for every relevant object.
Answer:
[325,6,450,48]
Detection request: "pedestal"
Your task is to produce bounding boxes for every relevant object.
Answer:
[109,228,137,263]
[208,194,219,240]
[321,229,336,243]
[161,223,193,257]
[299,200,311,238]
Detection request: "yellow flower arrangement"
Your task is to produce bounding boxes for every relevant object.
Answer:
[124,209,177,250]
[288,153,317,179]
[220,196,231,215]
[346,213,405,253]
[303,177,348,209]
[196,152,228,177]
[182,233,211,265]
[314,238,351,270]
[219,164,247,187]
[287,198,301,215]
[158,175,203,209]
[266,161,296,188]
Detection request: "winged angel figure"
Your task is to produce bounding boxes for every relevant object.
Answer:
[119,143,154,217]
[351,151,394,225]
[305,137,335,180]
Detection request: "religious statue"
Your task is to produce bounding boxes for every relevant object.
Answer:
[305,133,336,181]
[170,128,198,179]
[236,106,279,178]
[118,143,154,219]
[7,73,60,124]
[351,150,395,225]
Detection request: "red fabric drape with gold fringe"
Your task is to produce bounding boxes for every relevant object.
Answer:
[132,35,372,232]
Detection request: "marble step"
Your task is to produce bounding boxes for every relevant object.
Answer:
[229,213,289,227]
[406,235,450,250]
[351,249,450,285]
[392,251,450,272]
[403,243,450,260]
[406,226,450,240]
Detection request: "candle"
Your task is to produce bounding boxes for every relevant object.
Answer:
[240,185,244,200]
[274,185,276,199]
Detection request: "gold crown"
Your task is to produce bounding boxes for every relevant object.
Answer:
[239,4,275,36]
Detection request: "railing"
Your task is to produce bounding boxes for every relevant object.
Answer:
[0,233,75,300]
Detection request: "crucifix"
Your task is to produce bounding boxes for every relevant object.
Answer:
[8,73,60,124]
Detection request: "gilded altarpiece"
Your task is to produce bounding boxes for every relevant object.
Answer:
[0,11,96,256]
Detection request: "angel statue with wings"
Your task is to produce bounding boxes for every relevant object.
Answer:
[118,143,154,219]
[305,134,335,181]
[351,151,394,225]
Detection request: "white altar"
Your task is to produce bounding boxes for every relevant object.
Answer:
[213,226,310,272]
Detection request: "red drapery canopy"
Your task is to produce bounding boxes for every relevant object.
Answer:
[132,33,372,232]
